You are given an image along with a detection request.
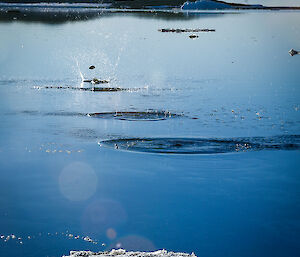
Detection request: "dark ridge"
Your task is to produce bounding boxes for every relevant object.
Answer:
[99,135,300,154]
[112,0,193,8]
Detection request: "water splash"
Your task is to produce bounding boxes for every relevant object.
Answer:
[75,58,85,87]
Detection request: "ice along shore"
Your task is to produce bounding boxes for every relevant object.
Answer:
[63,249,197,257]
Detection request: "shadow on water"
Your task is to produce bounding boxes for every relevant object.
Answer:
[100,135,300,154]
[0,7,229,24]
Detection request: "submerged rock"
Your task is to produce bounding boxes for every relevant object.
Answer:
[289,49,299,56]
[63,249,197,257]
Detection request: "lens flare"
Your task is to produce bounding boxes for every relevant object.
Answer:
[59,162,98,201]
[111,235,155,251]
[81,199,127,236]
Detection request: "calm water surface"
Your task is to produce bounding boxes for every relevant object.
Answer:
[0,9,300,257]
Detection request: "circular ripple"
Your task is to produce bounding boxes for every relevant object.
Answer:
[99,138,255,154]
[100,136,300,154]
[88,111,181,121]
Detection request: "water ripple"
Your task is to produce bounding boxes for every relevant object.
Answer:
[99,135,300,154]
[88,111,182,121]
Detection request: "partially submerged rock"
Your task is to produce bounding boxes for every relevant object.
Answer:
[63,249,197,257]
[90,87,125,92]
[158,28,215,33]
[83,78,110,84]
[93,78,109,84]
[89,65,95,70]
[289,49,299,56]
[189,34,199,39]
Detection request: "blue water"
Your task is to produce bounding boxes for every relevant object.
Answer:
[0,8,300,257]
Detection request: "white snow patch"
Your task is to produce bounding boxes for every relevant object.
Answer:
[63,249,197,257]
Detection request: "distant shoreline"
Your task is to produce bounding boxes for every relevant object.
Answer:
[0,0,300,10]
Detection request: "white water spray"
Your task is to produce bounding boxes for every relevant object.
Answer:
[75,59,85,87]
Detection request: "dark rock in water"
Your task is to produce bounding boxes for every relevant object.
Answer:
[90,87,124,92]
[89,65,95,69]
[83,78,109,84]
[189,34,199,39]
[159,28,215,33]
[92,78,109,84]
[289,49,299,56]
[7,10,21,14]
